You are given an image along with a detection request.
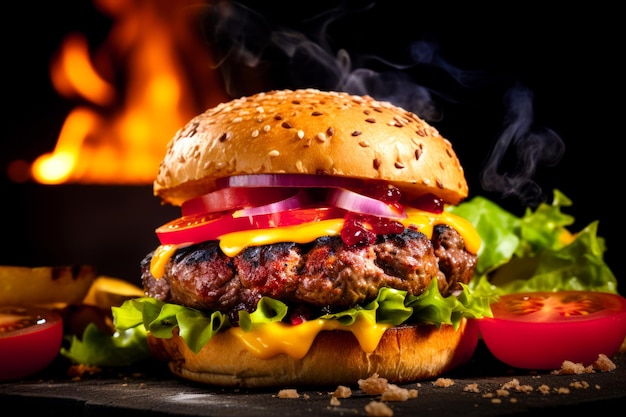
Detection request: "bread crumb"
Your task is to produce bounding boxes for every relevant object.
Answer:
[501,378,533,393]
[555,387,571,394]
[276,389,299,399]
[491,398,502,404]
[432,377,454,387]
[333,385,352,398]
[537,384,551,395]
[329,396,341,406]
[380,384,418,401]
[495,389,510,397]
[463,383,480,393]
[569,381,590,389]
[555,360,591,375]
[365,400,393,417]
[359,373,389,395]
[553,354,616,375]
[593,354,617,371]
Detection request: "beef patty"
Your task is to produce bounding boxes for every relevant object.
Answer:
[141,225,476,323]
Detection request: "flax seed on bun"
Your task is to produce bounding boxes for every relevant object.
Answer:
[154,89,468,206]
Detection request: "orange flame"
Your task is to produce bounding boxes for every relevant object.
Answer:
[31,0,227,184]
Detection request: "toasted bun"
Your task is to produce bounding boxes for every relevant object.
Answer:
[154,89,468,206]
[147,318,478,388]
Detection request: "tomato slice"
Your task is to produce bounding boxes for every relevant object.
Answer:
[0,306,64,381]
[156,206,347,245]
[478,291,626,369]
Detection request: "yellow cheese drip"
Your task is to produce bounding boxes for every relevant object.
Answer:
[228,316,391,359]
[149,207,481,278]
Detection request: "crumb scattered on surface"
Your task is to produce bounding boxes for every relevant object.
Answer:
[593,354,617,371]
[329,396,341,406]
[501,378,533,393]
[432,377,454,387]
[358,373,389,395]
[365,400,393,417]
[569,381,590,389]
[552,354,616,375]
[333,385,352,398]
[463,383,480,393]
[495,389,509,397]
[380,384,418,401]
[276,389,299,399]
[537,384,551,395]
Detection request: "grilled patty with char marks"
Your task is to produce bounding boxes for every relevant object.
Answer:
[141,224,476,324]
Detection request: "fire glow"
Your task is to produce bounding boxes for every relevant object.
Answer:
[29,0,227,185]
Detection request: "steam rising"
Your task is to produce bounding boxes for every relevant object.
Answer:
[206,1,565,207]
[480,84,564,207]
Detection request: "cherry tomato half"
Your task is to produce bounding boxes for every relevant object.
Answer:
[478,291,626,370]
[156,206,346,246]
[0,306,64,381]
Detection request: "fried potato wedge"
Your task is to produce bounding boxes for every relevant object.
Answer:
[0,265,97,306]
[83,276,145,309]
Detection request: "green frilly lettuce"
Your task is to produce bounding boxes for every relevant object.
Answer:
[62,280,491,365]
[448,189,618,297]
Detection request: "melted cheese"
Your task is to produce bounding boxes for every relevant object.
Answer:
[228,315,391,359]
[149,207,481,279]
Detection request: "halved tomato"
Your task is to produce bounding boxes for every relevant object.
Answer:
[478,291,626,369]
[0,306,64,380]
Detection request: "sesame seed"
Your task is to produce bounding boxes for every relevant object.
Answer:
[358,140,369,147]
[232,117,243,123]
[311,111,323,116]
[219,132,231,142]
[268,150,280,157]
[373,158,381,170]
[415,148,422,160]
[436,179,444,189]
[281,121,293,129]
[297,130,305,139]
[351,131,362,136]
[274,114,284,120]
[365,118,376,123]
[394,161,405,169]
[326,126,334,137]
[251,129,259,138]
[316,132,326,142]
[263,125,271,132]
[256,106,264,113]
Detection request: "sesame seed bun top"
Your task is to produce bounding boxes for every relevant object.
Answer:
[154,89,469,206]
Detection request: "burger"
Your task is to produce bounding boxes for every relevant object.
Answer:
[120,88,490,388]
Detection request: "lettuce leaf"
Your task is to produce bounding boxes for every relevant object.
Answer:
[449,189,617,297]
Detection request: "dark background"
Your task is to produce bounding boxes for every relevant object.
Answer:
[2,1,622,290]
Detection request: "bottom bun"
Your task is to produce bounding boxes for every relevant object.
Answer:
[147,318,479,388]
